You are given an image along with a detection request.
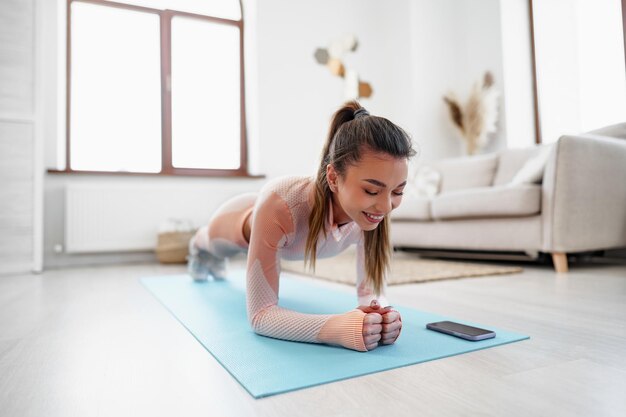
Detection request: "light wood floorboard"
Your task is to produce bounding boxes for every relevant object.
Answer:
[0,257,625,417]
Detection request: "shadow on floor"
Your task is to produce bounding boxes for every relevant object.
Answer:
[395,248,626,270]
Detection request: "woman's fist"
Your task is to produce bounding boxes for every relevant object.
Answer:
[380,309,402,345]
[358,299,402,350]
[362,312,383,351]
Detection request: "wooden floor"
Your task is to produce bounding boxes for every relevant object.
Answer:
[1,255,625,417]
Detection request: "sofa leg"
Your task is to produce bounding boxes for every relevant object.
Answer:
[551,252,569,273]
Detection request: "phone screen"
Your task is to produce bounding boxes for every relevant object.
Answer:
[426,321,496,340]
[430,321,492,336]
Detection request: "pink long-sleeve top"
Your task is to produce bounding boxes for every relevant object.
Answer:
[245,175,389,351]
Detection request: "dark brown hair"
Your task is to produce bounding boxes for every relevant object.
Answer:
[305,101,417,297]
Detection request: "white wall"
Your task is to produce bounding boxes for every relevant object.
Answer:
[458,0,507,155]
[408,0,510,163]
[254,0,414,178]
[0,0,45,274]
[43,174,265,267]
[39,0,539,268]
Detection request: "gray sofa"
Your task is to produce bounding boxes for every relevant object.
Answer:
[390,123,626,272]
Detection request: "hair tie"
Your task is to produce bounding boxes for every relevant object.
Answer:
[354,108,370,119]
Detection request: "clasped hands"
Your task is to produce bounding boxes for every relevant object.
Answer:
[358,300,402,351]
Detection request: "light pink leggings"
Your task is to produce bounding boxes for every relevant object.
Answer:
[192,193,257,259]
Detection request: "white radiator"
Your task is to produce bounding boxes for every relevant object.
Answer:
[64,183,231,253]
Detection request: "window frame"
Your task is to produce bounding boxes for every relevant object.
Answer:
[622,0,626,83]
[61,0,252,177]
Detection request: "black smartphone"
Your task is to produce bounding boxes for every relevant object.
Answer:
[426,321,496,341]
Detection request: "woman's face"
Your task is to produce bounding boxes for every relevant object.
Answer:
[327,150,408,231]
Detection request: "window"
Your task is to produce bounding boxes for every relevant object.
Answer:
[530,0,626,144]
[67,0,249,176]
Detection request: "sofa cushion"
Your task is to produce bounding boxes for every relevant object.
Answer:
[431,184,541,220]
[492,148,535,186]
[430,153,498,192]
[412,165,441,198]
[509,144,554,185]
[391,197,431,221]
[404,161,441,199]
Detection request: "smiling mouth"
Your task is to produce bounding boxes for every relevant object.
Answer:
[363,212,384,223]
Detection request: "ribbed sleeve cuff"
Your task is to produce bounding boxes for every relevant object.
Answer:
[316,309,367,352]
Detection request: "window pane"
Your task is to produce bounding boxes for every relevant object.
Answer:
[116,0,241,20]
[171,16,241,170]
[70,2,162,172]
[533,0,626,144]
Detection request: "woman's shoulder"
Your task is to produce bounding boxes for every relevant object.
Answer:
[258,175,314,202]
[254,175,313,226]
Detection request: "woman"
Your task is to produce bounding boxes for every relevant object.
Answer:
[188,101,417,352]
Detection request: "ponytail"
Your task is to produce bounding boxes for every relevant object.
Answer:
[305,101,416,297]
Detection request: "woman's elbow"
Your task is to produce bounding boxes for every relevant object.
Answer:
[246,299,277,336]
[247,308,267,335]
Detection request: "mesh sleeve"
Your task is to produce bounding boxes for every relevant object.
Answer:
[246,190,368,351]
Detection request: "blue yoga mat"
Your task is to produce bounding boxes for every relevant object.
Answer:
[141,270,529,398]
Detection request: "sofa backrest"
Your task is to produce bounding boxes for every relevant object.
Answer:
[412,143,558,194]
[492,147,539,186]
[492,144,556,186]
[429,153,498,193]
[586,122,626,139]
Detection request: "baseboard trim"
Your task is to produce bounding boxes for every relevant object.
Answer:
[43,251,158,270]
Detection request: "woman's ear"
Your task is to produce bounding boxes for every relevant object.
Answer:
[326,164,338,192]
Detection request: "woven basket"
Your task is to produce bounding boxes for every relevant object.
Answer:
[156,230,195,264]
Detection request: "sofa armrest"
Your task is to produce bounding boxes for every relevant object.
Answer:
[541,134,626,253]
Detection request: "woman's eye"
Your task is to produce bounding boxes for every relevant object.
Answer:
[365,189,404,196]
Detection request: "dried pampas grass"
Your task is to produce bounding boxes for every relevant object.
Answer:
[443,71,499,155]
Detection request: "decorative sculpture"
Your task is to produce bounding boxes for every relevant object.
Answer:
[314,34,373,100]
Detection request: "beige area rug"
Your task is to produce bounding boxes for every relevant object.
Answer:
[281,247,523,286]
